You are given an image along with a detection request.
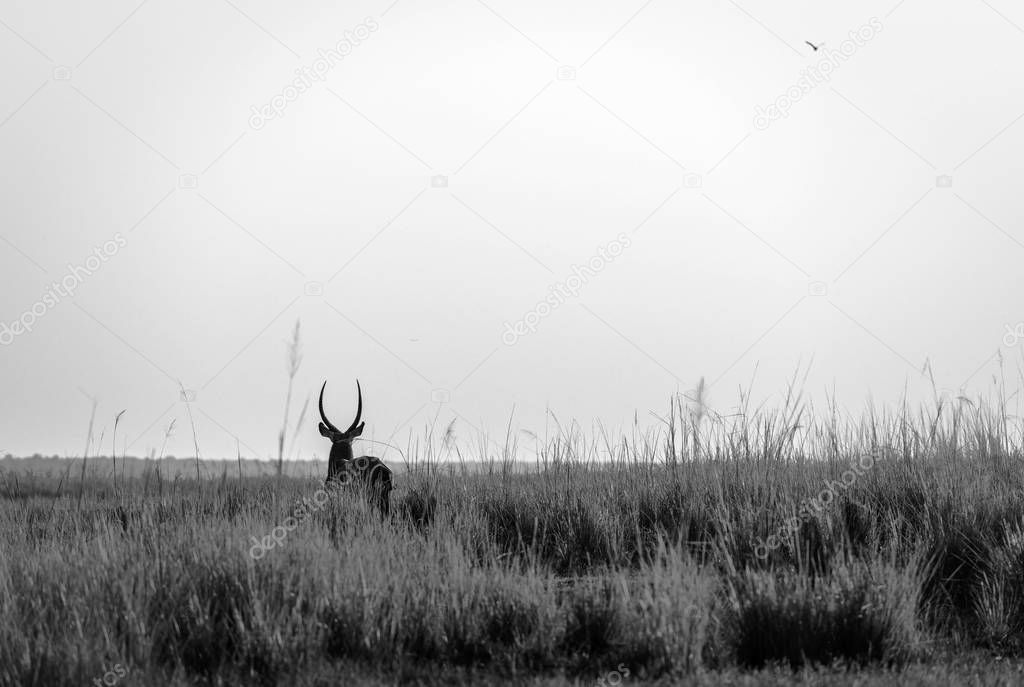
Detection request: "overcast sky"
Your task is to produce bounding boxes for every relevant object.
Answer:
[1,0,1023,461]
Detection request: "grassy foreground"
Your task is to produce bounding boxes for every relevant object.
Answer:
[2,390,1024,685]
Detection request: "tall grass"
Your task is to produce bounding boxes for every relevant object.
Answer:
[277,320,304,477]
[1,385,1022,685]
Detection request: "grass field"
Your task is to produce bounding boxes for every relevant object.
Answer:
[3,385,1024,686]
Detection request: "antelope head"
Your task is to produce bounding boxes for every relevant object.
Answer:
[318,380,364,458]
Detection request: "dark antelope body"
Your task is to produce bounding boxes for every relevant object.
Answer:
[318,380,392,516]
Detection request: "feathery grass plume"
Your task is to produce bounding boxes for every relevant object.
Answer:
[77,396,98,511]
[157,418,176,461]
[111,409,125,488]
[155,419,177,496]
[277,320,303,477]
[178,382,202,481]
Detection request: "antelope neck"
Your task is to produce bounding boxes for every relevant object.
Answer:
[330,441,355,463]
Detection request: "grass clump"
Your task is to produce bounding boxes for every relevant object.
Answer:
[725,558,923,669]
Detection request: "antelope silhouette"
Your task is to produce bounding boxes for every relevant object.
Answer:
[318,380,392,516]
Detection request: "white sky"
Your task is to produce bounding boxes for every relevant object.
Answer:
[1,0,1023,461]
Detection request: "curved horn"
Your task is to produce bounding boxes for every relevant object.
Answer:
[319,381,340,433]
[345,380,363,434]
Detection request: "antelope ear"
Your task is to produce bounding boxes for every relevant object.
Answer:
[318,422,332,438]
[351,422,365,438]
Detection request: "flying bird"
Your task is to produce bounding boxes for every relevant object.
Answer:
[805,41,822,52]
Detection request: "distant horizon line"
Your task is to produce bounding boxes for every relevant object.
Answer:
[0,454,543,465]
